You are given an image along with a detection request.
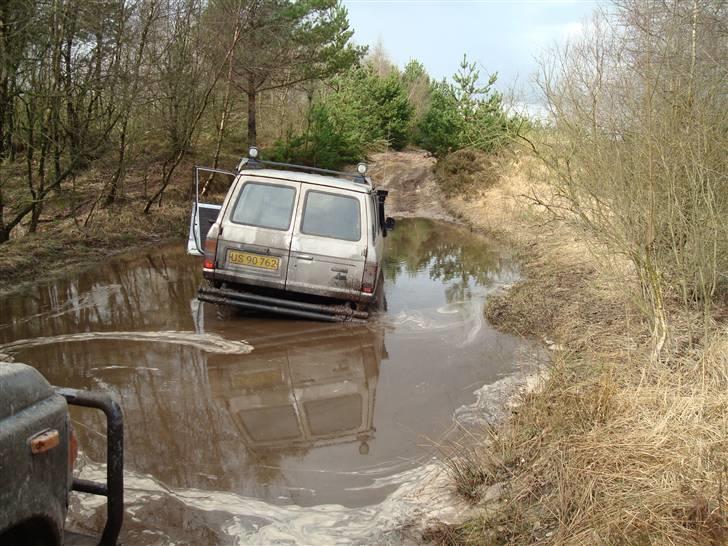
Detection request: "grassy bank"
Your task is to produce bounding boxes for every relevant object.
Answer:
[429,153,727,544]
[0,158,201,294]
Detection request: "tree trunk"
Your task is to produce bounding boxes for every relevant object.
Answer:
[201,54,235,197]
[30,124,50,234]
[247,86,257,146]
[106,0,157,206]
[105,122,127,206]
[0,179,5,241]
[145,7,244,214]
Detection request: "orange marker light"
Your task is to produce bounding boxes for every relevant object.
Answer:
[30,429,60,454]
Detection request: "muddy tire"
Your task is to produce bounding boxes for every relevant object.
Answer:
[215,303,235,320]
[368,272,387,314]
[201,280,236,320]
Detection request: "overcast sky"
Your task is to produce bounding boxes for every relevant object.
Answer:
[342,0,602,103]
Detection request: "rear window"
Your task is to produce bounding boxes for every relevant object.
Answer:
[230,182,296,230]
[301,191,361,241]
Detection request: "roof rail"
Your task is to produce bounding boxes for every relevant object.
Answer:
[236,149,370,185]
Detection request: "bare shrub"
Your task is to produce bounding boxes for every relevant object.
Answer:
[534,1,728,355]
[434,148,499,199]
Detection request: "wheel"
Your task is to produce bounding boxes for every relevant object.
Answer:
[370,271,387,313]
[200,279,236,319]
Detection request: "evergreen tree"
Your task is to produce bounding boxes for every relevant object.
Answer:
[270,64,412,168]
[224,0,366,146]
[417,53,515,156]
[416,81,462,156]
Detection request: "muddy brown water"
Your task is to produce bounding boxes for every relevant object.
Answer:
[0,218,536,544]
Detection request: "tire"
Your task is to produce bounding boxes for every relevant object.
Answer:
[200,280,236,320]
[369,272,387,314]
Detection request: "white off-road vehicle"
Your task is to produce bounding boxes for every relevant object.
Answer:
[188,147,394,321]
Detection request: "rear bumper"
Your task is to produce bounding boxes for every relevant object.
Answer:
[198,286,369,322]
[203,268,376,304]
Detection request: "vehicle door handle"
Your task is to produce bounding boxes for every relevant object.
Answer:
[297,254,314,261]
[331,267,348,273]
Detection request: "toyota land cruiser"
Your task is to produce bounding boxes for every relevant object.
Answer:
[188,148,394,321]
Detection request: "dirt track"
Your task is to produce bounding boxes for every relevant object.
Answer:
[367,149,453,221]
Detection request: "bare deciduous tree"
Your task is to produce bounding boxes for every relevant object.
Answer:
[536,0,728,356]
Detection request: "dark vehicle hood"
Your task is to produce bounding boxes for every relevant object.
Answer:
[0,363,55,420]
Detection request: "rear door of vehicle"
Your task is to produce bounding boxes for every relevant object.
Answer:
[286,184,368,300]
[187,166,237,256]
[187,203,222,256]
[217,178,301,290]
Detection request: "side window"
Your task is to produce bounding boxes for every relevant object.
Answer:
[230,182,296,231]
[301,191,361,242]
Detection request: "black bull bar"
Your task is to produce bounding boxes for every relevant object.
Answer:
[197,286,369,322]
[56,388,124,546]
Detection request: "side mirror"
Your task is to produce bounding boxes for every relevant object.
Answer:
[385,217,396,231]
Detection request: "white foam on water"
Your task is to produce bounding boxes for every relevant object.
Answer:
[0,330,253,355]
[73,461,469,545]
[454,359,548,427]
[458,300,486,348]
[88,365,161,373]
[382,309,470,334]
[435,303,462,315]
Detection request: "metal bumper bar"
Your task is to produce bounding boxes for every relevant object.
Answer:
[198,286,369,322]
[57,388,124,546]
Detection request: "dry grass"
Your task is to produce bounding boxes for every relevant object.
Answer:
[431,152,728,545]
[437,429,511,504]
[441,446,491,503]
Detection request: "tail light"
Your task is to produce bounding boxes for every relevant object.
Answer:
[68,426,78,472]
[203,238,217,269]
[362,263,378,294]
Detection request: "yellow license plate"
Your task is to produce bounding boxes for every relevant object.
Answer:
[228,250,280,271]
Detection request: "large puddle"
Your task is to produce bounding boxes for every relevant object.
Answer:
[0,218,535,544]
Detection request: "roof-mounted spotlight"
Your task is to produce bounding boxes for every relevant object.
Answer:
[248,146,259,159]
[356,162,367,175]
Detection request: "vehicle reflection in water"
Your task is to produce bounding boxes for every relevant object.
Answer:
[186,301,392,506]
[206,322,383,458]
[2,296,390,507]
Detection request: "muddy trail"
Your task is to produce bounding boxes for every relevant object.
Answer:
[0,154,538,544]
[367,150,451,221]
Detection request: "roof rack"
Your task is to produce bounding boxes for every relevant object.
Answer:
[236,147,370,185]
